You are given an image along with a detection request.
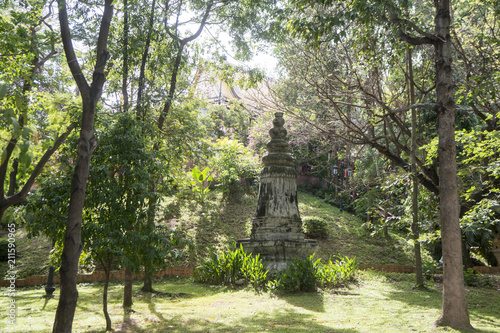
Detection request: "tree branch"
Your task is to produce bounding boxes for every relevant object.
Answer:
[2,123,76,208]
[57,0,89,95]
[389,103,436,114]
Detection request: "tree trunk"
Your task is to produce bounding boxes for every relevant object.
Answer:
[136,0,156,121]
[53,99,97,333]
[408,47,424,288]
[102,259,112,331]
[121,0,129,113]
[53,1,113,332]
[123,267,133,308]
[141,268,154,293]
[433,0,472,329]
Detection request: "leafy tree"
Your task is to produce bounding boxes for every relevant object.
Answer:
[28,114,185,331]
[265,0,499,329]
[208,137,260,197]
[0,0,74,223]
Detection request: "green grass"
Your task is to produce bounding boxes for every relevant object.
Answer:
[1,271,499,332]
[297,191,430,265]
[2,189,497,332]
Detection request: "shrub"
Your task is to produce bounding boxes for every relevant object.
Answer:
[268,255,320,293]
[302,217,329,239]
[195,245,268,290]
[316,255,358,288]
[208,138,260,198]
[268,254,358,293]
[464,267,495,288]
[197,249,358,294]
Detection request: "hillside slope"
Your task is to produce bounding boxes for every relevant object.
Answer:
[1,189,426,279]
[164,190,426,266]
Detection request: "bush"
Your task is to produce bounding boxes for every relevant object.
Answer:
[208,138,260,198]
[269,255,319,293]
[197,250,358,294]
[464,267,495,288]
[195,245,268,290]
[302,217,329,239]
[316,255,358,288]
[0,238,8,261]
[268,254,358,293]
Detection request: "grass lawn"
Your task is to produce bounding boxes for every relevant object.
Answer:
[1,271,499,332]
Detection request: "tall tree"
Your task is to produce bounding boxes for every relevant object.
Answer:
[428,0,470,327]
[53,0,114,331]
[279,0,475,329]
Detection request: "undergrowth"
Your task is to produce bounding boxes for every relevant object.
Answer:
[195,246,357,293]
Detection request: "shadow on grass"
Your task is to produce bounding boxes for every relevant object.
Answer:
[114,307,359,333]
[280,292,325,312]
[380,272,500,333]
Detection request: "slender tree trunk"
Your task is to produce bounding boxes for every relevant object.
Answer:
[53,98,97,333]
[122,0,129,113]
[123,267,133,308]
[102,258,112,331]
[433,0,472,329]
[136,0,156,121]
[157,43,185,130]
[53,1,113,332]
[408,47,424,288]
[7,159,19,197]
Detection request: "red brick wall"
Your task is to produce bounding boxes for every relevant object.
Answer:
[0,267,194,287]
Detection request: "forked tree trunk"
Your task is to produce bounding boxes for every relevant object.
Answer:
[53,1,114,332]
[433,0,472,329]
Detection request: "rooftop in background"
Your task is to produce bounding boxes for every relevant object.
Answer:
[193,67,276,113]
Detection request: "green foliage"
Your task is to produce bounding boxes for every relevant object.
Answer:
[464,268,495,288]
[270,255,319,293]
[316,255,358,289]
[460,198,500,266]
[195,245,268,290]
[302,216,328,239]
[422,260,442,277]
[208,137,260,198]
[269,254,358,293]
[197,249,357,294]
[189,166,213,203]
[26,114,185,273]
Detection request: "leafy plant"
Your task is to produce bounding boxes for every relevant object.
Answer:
[270,255,320,293]
[195,245,268,290]
[302,216,329,239]
[189,167,213,203]
[208,138,259,198]
[316,255,358,288]
[422,260,442,277]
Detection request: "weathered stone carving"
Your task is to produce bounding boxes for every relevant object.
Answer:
[237,112,318,271]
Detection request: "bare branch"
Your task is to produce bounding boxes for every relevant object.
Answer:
[390,103,436,114]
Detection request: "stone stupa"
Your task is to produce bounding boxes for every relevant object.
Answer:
[237,112,318,271]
